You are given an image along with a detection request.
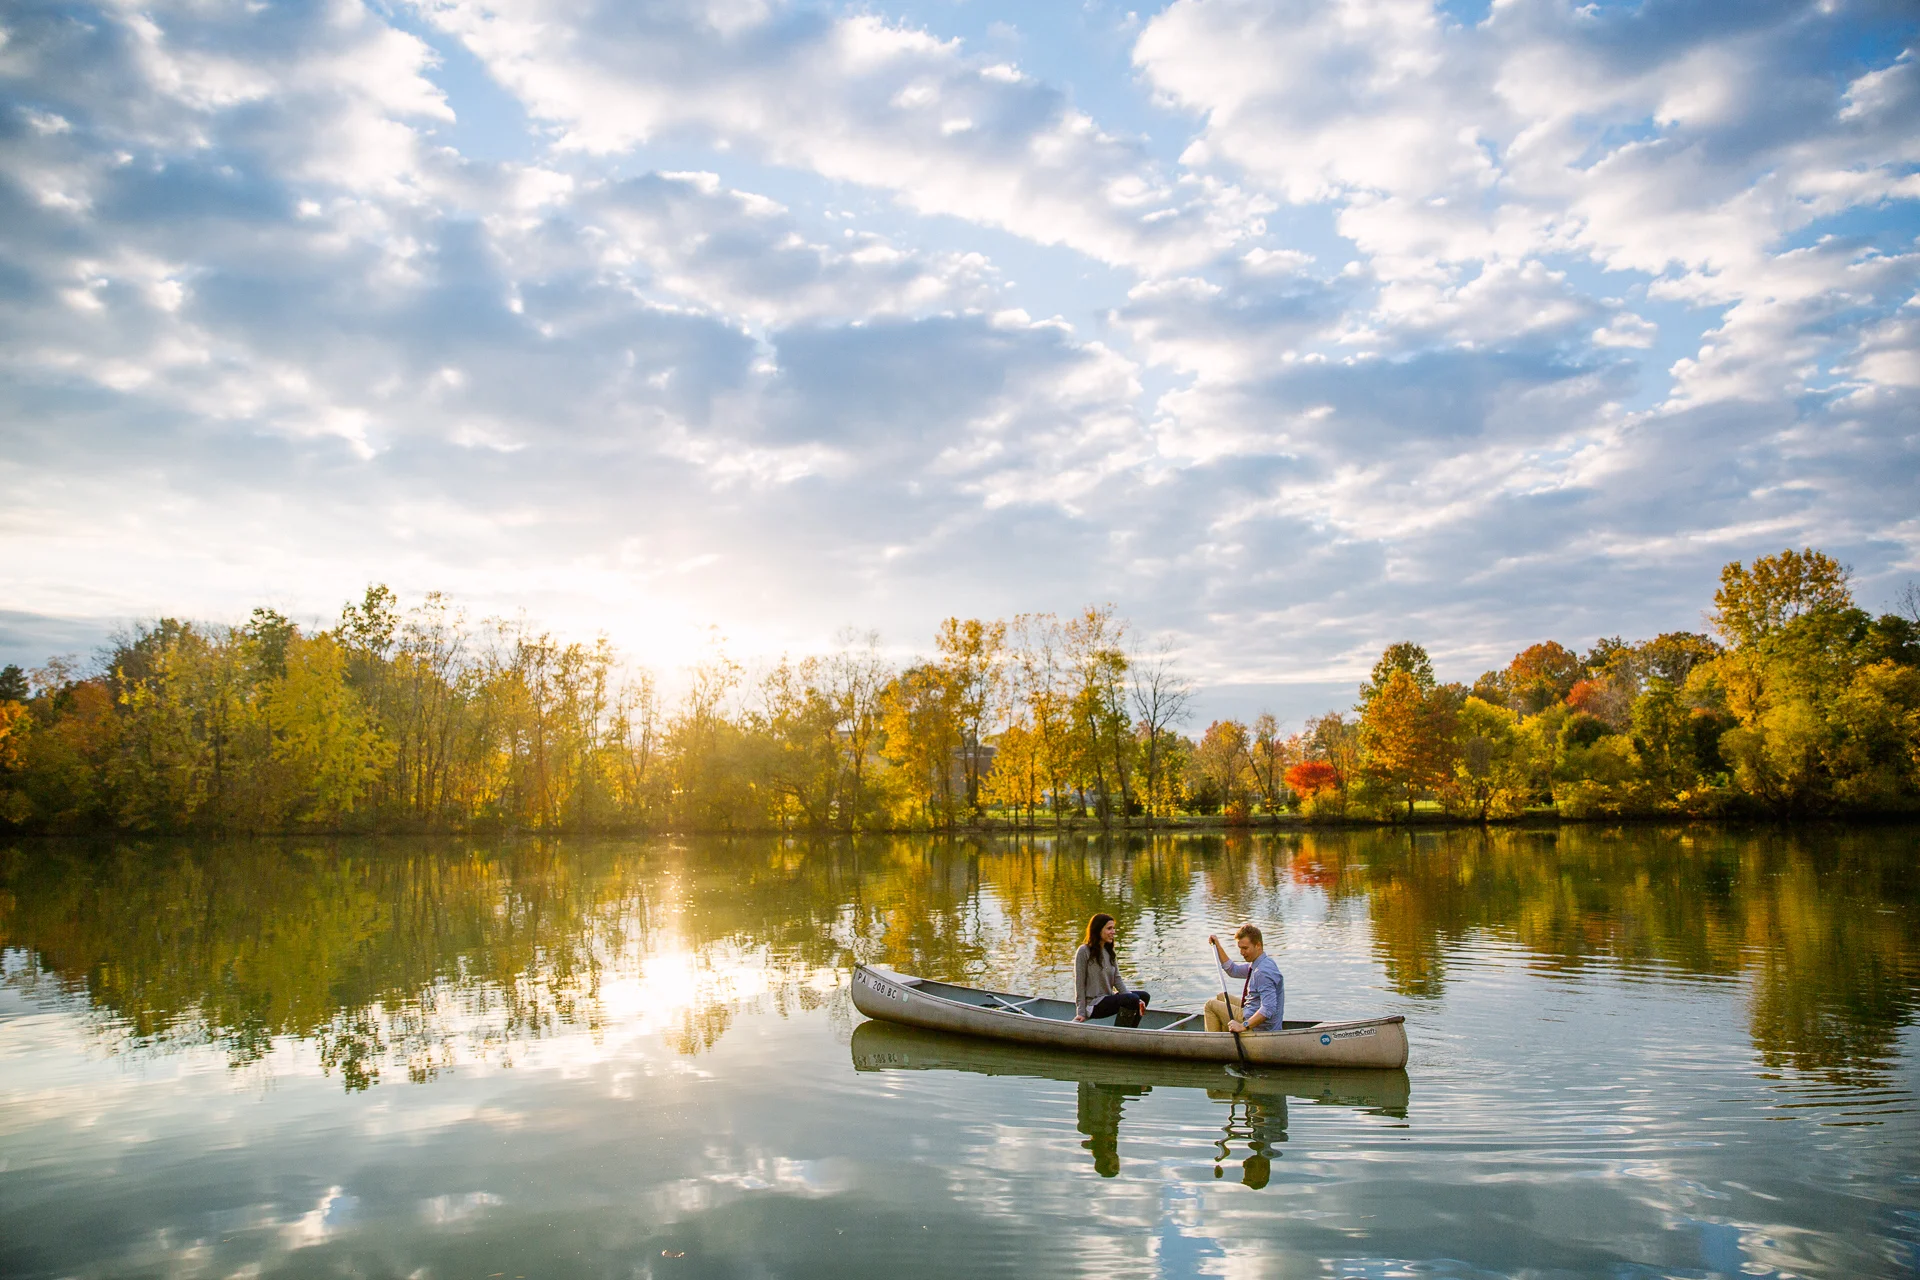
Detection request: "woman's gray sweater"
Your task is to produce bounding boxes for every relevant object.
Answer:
[1073,943,1135,1019]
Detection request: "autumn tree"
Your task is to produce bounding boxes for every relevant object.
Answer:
[1188,719,1253,820]
[8,669,117,828]
[1305,711,1361,804]
[1284,759,1339,798]
[1448,696,1537,820]
[666,651,757,831]
[1359,642,1436,706]
[982,719,1045,828]
[881,663,962,828]
[1246,712,1294,815]
[1359,666,1461,820]
[1011,613,1073,828]
[1712,549,1853,647]
[1064,605,1133,824]
[756,656,846,830]
[934,617,1007,814]
[261,632,393,823]
[1128,638,1194,825]
[1479,641,1583,714]
[826,629,892,831]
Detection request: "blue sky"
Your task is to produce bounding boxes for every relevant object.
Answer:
[1,0,1916,725]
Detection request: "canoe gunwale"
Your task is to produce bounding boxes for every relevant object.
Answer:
[850,963,1409,1069]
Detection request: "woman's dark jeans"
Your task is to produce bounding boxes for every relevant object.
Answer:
[1087,991,1151,1027]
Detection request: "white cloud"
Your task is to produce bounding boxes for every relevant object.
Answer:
[1,0,1916,705]
[410,0,1271,272]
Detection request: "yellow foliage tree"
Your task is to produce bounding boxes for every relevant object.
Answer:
[1360,669,1460,819]
[261,633,395,824]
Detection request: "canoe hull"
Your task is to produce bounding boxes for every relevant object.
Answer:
[850,964,1408,1069]
[851,1019,1412,1114]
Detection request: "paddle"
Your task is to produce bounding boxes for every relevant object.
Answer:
[1210,936,1250,1066]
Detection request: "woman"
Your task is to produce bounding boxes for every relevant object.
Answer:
[1074,913,1151,1026]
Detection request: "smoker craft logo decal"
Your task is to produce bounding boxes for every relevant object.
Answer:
[1322,1027,1377,1045]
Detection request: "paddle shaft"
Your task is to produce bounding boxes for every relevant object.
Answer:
[1215,952,1250,1065]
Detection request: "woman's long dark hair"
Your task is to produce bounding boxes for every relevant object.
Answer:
[1085,912,1116,958]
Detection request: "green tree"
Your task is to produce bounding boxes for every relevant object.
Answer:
[1359,642,1436,706]
[1447,696,1535,820]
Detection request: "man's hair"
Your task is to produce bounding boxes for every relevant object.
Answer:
[1235,923,1263,946]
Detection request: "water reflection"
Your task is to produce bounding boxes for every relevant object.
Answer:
[1,826,1916,1090]
[850,1020,1407,1185]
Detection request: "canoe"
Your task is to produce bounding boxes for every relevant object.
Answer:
[850,963,1409,1069]
[851,1019,1410,1114]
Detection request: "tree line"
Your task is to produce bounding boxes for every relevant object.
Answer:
[1,549,1916,832]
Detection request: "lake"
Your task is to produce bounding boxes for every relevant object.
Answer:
[2,826,1917,1278]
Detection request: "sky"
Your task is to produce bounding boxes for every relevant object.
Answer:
[1,0,1917,725]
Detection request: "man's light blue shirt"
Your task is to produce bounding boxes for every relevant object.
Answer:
[1225,953,1284,1027]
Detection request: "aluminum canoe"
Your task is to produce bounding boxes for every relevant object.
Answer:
[851,1019,1410,1113]
[849,963,1409,1069]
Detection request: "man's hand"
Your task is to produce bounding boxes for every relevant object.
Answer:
[1227,1019,1245,1034]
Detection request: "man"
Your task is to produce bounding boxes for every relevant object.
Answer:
[1205,924,1283,1034]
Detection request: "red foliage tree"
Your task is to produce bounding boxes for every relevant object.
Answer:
[1284,760,1340,797]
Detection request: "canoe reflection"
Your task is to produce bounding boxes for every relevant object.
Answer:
[851,1019,1409,1185]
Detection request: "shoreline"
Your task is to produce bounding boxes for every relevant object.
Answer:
[7,810,1918,842]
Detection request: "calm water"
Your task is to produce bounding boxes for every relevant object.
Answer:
[2,828,1917,1279]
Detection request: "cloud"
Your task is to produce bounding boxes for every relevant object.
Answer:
[0,0,1164,664]
[1119,0,1920,658]
[410,0,1271,271]
[1,0,1916,703]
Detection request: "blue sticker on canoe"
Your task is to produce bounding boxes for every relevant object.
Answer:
[1320,1033,1332,1045]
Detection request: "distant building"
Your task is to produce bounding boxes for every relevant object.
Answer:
[947,740,996,802]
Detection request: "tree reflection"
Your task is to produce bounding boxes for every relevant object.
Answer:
[1285,826,1920,1082]
[2,825,1915,1090]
